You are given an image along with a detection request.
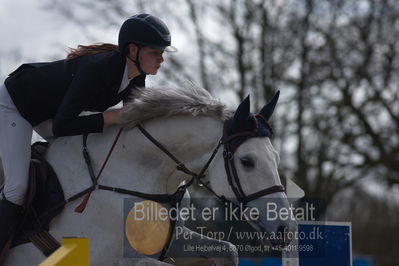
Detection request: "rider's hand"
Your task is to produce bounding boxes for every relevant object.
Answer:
[103,107,125,128]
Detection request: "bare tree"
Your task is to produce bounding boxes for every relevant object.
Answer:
[328,185,399,266]
[42,0,399,262]
[46,0,399,211]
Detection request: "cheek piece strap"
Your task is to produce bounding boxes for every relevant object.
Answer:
[127,46,146,75]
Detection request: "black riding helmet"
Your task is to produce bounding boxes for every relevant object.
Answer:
[118,14,177,74]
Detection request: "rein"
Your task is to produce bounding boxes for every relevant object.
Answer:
[135,120,285,206]
[72,118,285,213]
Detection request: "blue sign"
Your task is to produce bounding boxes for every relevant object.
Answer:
[353,256,373,266]
[297,222,352,266]
[238,222,353,266]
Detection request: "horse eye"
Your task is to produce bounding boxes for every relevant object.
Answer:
[240,157,255,168]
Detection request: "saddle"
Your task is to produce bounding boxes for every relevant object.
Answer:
[11,142,65,253]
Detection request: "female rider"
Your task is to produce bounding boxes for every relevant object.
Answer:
[0,13,177,256]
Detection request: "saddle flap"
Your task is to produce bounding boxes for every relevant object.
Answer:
[12,142,65,248]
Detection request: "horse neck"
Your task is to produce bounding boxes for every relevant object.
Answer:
[47,116,223,199]
[119,115,224,194]
[45,126,124,198]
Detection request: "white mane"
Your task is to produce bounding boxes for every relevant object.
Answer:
[121,81,233,128]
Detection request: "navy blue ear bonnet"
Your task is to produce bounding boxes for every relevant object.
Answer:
[223,91,279,153]
[227,113,273,138]
[224,113,273,153]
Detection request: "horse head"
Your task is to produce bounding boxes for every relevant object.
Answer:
[207,91,296,246]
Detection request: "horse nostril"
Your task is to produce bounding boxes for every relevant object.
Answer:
[277,225,287,235]
[277,225,291,245]
[269,226,289,247]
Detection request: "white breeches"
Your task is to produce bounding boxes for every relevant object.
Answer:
[0,83,53,205]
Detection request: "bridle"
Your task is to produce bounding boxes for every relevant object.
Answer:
[135,115,285,206]
[218,116,285,204]
[72,115,285,213]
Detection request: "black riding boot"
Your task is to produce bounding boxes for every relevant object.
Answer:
[0,196,22,259]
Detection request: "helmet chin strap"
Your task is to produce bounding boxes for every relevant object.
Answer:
[127,46,146,75]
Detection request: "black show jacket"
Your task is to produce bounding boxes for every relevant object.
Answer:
[4,51,145,137]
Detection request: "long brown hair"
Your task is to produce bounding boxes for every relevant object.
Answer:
[66,43,119,60]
